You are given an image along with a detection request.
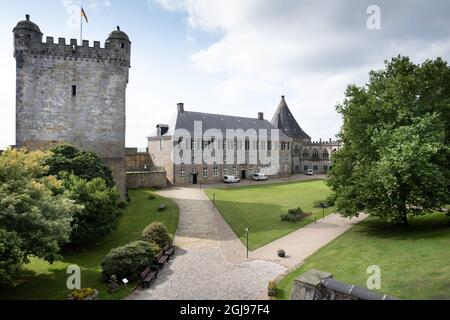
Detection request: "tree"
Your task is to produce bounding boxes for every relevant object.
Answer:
[328,56,450,225]
[61,173,123,245]
[0,229,24,285]
[41,144,115,187]
[0,149,80,263]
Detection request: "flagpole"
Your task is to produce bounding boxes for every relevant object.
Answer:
[80,6,83,44]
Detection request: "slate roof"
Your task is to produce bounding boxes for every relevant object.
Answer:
[271,96,311,141]
[151,110,292,141]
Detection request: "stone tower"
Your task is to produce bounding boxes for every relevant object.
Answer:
[13,15,131,197]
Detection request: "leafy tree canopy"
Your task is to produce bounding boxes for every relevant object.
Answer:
[328,56,450,224]
[41,144,115,187]
[61,173,123,245]
[0,229,24,285]
[0,149,81,263]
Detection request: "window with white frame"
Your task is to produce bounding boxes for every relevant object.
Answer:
[180,168,185,180]
[203,168,208,178]
[224,167,228,175]
[213,167,218,177]
[232,166,237,175]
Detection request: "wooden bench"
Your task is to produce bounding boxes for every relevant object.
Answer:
[163,244,175,258]
[155,251,169,269]
[140,267,157,289]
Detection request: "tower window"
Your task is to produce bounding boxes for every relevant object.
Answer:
[121,43,125,49]
[72,85,77,96]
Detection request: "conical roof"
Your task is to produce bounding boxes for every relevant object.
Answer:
[271,96,311,141]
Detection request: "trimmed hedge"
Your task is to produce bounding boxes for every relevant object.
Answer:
[281,208,312,222]
[142,222,172,248]
[101,241,160,281]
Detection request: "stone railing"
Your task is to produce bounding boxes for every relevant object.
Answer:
[290,270,398,301]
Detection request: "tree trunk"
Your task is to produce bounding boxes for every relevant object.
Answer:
[398,184,409,226]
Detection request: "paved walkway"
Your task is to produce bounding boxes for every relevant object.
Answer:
[252,213,367,268]
[127,187,365,300]
[127,188,285,300]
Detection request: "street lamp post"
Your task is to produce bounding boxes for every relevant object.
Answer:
[245,228,249,259]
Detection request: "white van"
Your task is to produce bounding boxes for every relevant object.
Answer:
[253,173,269,181]
[224,175,241,184]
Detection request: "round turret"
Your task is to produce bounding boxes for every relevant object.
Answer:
[107,26,130,43]
[105,26,131,61]
[13,15,43,51]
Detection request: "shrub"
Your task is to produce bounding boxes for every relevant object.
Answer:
[101,241,160,281]
[281,208,312,222]
[314,196,336,209]
[142,222,172,248]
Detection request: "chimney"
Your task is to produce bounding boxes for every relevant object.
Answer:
[258,112,264,120]
[177,103,185,113]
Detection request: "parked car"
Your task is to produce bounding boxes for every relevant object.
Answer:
[253,173,269,181]
[224,175,241,184]
[306,169,314,176]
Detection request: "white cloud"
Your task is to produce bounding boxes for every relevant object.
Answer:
[150,0,450,141]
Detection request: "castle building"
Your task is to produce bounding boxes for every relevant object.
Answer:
[13,15,131,197]
[148,97,340,186]
[148,103,293,186]
[272,96,341,174]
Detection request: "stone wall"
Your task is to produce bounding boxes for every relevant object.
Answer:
[126,171,167,189]
[125,148,154,172]
[290,269,398,301]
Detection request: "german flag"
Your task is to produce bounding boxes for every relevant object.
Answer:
[81,7,89,23]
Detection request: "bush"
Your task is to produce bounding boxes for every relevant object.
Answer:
[61,173,123,245]
[101,241,160,281]
[314,196,336,209]
[281,208,312,222]
[0,229,24,285]
[142,222,172,248]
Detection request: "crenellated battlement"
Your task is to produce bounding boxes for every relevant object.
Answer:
[309,139,341,146]
[13,15,131,66]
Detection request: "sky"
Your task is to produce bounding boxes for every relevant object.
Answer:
[0,0,449,148]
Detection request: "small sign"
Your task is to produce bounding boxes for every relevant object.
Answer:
[122,278,129,284]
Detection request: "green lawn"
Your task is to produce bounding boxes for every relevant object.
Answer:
[205,180,334,251]
[276,213,450,300]
[0,189,179,300]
